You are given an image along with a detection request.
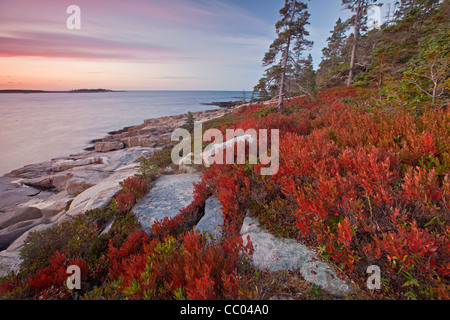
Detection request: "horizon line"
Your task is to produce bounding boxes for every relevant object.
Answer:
[0,88,254,92]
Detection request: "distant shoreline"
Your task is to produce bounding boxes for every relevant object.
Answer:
[0,89,126,94]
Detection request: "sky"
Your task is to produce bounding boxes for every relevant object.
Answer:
[0,0,395,91]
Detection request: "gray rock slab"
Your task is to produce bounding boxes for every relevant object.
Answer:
[0,217,49,251]
[195,197,224,238]
[133,173,201,231]
[94,141,124,152]
[0,250,23,278]
[66,163,138,217]
[6,220,58,253]
[240,216,352,298]
[0,207,42,229]
[0,176,53,215]
[19,190,74,218]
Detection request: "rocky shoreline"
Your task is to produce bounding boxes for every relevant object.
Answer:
[0,108,227,277]
[0,105,352,298]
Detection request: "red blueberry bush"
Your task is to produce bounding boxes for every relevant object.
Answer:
[102,226,254,300]
[196,86,449,299]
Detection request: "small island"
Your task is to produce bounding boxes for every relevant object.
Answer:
[0,89,125,94]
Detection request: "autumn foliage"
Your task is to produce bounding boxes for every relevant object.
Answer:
[104,226,254,300]
[197,86,449,299]
[0,173,255,300]
[1,86,448,300]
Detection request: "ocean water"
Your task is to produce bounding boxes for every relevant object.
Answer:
[0,91,246,176]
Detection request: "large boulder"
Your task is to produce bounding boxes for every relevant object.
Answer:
[0,217,48,251]
[240,216,352,298]
[23,191,74,218]
[195,197,224,238]
[0,207,43,229]
[0,251,23,278]
[133,173,201,231]
[64,169,109,196]
[94,141,124,152]
[66,163,137,217]
[0,220,59,278]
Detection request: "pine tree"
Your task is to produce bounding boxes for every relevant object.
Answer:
[290,53,316,96]
[370,0,443,85]
[342,0,378,85]
[262,0,313,108]
[317,18,350,89]
[242,90,247,103]
[394,0,441,26]
[322,18,349,63]
[253,76,270,101]
[183,111,195,133]
[403,24,450,104]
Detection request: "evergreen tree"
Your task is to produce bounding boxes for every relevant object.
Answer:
[254,65,283,101]
[394,0,442,26]
[289,53,316,96]
[261,0,313,108]
[242,90,247,103]
[316,18,350,89]
[370,0,444,85]
[253,76,270,101]
[183,111,195,133]
[402,24,449,104]
[342,0,378,85]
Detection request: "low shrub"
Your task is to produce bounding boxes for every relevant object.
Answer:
[195,86,450,299]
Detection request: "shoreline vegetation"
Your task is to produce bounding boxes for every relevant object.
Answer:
[1,87,448,300]
[0,0,449,301]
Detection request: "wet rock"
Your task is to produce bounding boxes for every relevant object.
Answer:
[0,221,59,277]
[0,177,45,213]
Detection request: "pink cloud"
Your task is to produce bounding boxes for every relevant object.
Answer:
[0,0,216,61]
[0,30,182,61]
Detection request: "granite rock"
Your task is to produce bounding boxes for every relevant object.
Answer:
[94,141,124,152]
[240,216,352,298]
[66,163,138,217]
[0,207,43,229]
[195,197,224,238]
[133,173,201,231]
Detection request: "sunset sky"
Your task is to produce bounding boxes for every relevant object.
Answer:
[0,0,392,91]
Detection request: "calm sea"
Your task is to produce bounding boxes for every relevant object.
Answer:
[0,91,247,176]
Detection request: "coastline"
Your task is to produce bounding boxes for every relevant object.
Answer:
[0,107,229,276]
[0,89,124,94]
[0,96,356,299]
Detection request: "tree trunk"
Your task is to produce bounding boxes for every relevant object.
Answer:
[278,0,297,109]
[347,0,361,86]
[278,40,291,109]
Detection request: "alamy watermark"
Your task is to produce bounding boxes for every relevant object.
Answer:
[66,265,81,290]
[171,122,279,176]
[66,5,81,30]
[366,265,381,290]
